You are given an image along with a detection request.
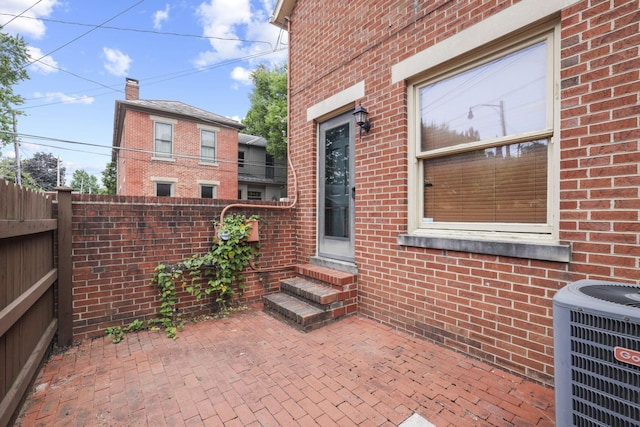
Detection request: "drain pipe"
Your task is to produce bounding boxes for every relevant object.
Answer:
[220,16,297,225]
[221,17,298,273]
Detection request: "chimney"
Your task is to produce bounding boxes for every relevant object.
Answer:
[125,77,139,100]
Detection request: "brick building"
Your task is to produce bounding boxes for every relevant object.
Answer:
[112,78,244,198]
[271,0,639,386]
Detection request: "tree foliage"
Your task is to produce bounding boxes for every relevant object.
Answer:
[71,169,100,194]
[101,161,117,194]
[0,156,36,188]
[22,152,65,191]
[0,28,30,146]
[242,64,288,159]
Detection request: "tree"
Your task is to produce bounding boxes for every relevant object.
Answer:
[242,64,288,159]
[0,28,30,146]
[71,169,100,194]
[101,161,117,194]
[0,155,37,188]
[22,152,65,191]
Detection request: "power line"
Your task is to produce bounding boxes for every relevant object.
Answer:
[27,0,146,69]
[1,130,285,171]
[1,0,43,27]
[20,47,287,110]
[0,13,278,48]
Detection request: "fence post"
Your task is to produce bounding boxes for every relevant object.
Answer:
[56,187,73,347]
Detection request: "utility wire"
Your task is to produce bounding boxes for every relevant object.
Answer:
[1,130,285,170]
[26,0,146,69]
[20,47,287,110]
[1,0,43,27]
[0,13,278,47]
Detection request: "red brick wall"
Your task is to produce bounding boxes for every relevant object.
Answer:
[69,194,296,341]
[286,0,639,385]
[117,109,238,199]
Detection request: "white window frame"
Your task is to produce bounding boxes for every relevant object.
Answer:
[406,25,560,246]
[409,30,559,240]
[151,176,177,197]
[152,117,177,160]
[199,124,219,164]
[198,179,219,199]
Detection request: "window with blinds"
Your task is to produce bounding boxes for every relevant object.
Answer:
[154,122,173,158]
[201,129,216,162]
[415,33,554,233]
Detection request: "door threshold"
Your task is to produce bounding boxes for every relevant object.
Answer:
[310,256,358,275]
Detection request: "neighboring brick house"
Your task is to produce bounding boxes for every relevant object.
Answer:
[112,78,244,198]
[271,0,639,387]
[238,133,288,201]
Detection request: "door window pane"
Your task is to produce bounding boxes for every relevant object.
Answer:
[324,123,350,239]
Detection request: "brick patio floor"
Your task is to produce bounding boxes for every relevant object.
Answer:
[15,306,555,426]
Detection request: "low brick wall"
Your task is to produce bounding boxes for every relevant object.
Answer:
[67,194,297,341]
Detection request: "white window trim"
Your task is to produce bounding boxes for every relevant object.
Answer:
[197,180,220,198]
[399,17,570,261]
[198,124,219,165]
[151,116,177,160]
[151,177,177,197]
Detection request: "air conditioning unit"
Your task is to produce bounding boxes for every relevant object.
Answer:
[554,280,640,427]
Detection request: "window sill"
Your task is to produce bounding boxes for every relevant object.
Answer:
[397,234,570,263]
[199,161,219,167]
[151,156,175,162]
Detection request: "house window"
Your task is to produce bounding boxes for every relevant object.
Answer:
[410,30,557,240]
[247,191,262,200]
[201,185,216,198]
[266,153,274,179]
[156,182,173,197]
[154,122,173,158]
[201,129,216,162]
[238,151,245,168]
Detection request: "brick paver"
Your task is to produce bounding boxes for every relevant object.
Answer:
[15,306,555,426]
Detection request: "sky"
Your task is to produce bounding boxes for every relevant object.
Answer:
[0,0,287,183]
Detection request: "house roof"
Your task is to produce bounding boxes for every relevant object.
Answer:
[118,100,244,129]
[112,99,244,157]
[270,0,295,29]
[239,133,267,147]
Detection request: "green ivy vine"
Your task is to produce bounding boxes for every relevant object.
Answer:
[107,214,259,342]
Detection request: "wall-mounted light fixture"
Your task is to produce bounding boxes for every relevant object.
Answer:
[353,102,371,136]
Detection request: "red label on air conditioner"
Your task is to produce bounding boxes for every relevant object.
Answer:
[614,347,640,367]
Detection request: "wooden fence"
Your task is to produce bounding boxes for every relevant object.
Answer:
[0,181,71,427]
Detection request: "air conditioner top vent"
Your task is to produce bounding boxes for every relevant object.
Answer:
[581,284,640,308]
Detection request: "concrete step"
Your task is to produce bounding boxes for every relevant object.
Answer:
[280,277,341,305]
[263,293,332,332]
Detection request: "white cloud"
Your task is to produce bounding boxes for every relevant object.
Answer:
[103,47,132,77]
[194,0,286,68]
[230,66,252,85]
[0,0,60,39]
[26,46,58,74]
[153,4,170,30]
[34,92,95,105]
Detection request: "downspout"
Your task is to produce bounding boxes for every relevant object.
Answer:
[220,17,298,272]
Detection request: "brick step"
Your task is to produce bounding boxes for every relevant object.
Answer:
[280,277,341,305]
[263,293,333,332]
[294,264,356,288]
[264,263,358,331]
